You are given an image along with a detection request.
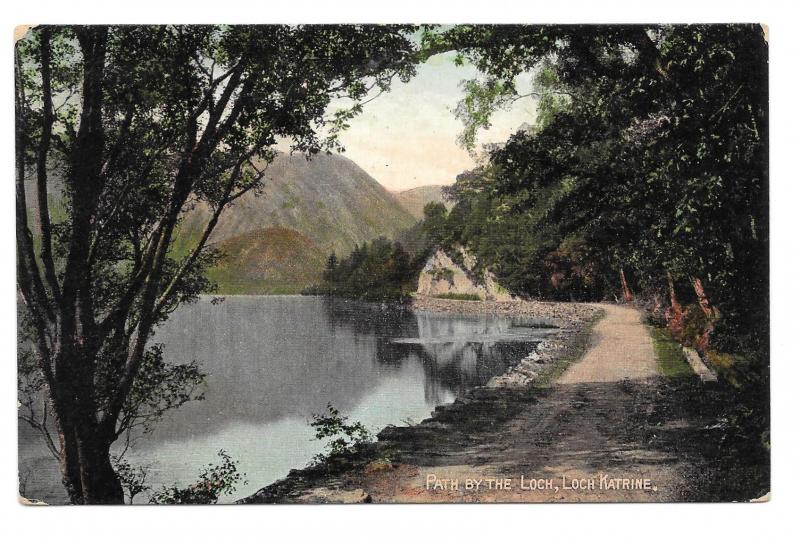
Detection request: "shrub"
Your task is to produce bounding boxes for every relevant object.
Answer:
[150,450,245,504]
[430,266,455,285]
[308,403,371,464]
[433,293,481,301]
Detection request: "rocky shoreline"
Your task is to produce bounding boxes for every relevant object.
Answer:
[412,297,601,388]
[239,296,603,504]
[410,296,598,326]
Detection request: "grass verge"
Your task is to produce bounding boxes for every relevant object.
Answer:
[432,293,482,301]
[208,278,307,295]
[649,326,695,378]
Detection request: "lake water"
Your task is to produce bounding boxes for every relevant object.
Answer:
[18,295,556,504]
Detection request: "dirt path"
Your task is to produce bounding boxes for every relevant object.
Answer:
[557,303,658,384]
[245,303,769,504]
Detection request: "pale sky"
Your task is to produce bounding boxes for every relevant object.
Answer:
[332,53,539,192]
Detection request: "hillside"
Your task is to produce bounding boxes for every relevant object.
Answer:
[179,152,417,293]
[392,185,450,220]
[28,154,421,295]
[181,152,416,256]
[206,227,326,294]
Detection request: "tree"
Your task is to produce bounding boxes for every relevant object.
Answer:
[323,251,338,282]
[316,236,420,301]
[16,24,419,504]
[421,202,449,248]
[423,24,768,354]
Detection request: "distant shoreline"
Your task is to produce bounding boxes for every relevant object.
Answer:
[197,293,310,298]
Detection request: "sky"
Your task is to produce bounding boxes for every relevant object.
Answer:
[331,52,539,192]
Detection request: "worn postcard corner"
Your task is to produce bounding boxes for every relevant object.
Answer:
[14,25,33,43]
[19,495,48,506]
[750,491,771,503]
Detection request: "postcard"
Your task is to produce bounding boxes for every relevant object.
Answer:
[15,24,769,504]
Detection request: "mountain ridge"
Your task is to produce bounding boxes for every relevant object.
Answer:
[179,152,418,293]
[181,152,416,256]
[392,185,451,220]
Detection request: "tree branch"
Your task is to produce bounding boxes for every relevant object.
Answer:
[18,390,61,461]
[154,157,265,315]
[35,28,61,302]
[16,46,56,327]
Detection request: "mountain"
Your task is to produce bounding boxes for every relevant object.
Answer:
[392,185,450,220]
[27,153,422,295]
[179,152,417,293]
[206,227,326,294]
[181,152,416,255]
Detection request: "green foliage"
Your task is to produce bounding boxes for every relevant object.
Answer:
[649,327,695,378]
[429,266,455,285]
[422,25,768,368]
[111,456,151,504]
[704,349,765,391]
[454,78,517,151]
[312,236,425,301]
[433,293,481,301]
[118,345,206,435]
[150,450,245,505]
[308,403,371,464]
[676,304,714,348]
[421,202,452,248]
[324,252,338,276]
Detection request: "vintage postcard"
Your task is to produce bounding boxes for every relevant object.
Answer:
[15,24,769,505]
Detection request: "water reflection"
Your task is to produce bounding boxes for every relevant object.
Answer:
[19,295,556,503]
[320,298,549,403]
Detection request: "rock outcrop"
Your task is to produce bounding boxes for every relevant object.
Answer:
[415,247,514,302]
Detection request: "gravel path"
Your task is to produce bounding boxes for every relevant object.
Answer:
[558,303,658,384]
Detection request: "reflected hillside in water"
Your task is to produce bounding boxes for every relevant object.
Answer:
[322,298,556,401]
[20,295,557,503]
[148,296,555,442]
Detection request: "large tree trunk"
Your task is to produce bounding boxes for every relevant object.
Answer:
[51,27,121,505]
[51,337,125,504]
[56,419,84,504]
[75,432,124,504]
[690,275,717,351]
[667,270,679,310]
[57,413,124,504]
